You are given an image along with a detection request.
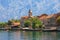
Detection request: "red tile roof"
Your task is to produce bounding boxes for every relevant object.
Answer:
[22,16,28,19]
[11,22,20,26]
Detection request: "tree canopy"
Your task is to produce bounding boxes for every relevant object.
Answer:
[56,16,60,25]
[32,17,43,29]
[8,19,20,25]
[24,19,31,27]
[24,17,43,29]
[0,22,7,28]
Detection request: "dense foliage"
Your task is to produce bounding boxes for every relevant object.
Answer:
[24,19,31,27]
[56,16,60,25]
[0,22,7,28]
[0,19,20,28]
[8,19,20,25]
[24,17,43,29]
[32,17,43,29]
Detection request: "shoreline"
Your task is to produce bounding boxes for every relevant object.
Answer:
[0,28,60,32]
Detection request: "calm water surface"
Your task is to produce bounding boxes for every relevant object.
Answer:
[0,31,60,40]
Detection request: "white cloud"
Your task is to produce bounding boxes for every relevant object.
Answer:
[0,0,60,22]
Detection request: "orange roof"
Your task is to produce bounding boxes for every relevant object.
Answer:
[12,22,20,26]
[40,14,48,17]
[46,14,57,19]
[22,16,28,19]
[38,14,57,20]
[38,14,48,18]
[38,14,48,20]
[39,16,47,20]
[46,14,53,18]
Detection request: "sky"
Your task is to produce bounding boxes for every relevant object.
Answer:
[0,0,60,22]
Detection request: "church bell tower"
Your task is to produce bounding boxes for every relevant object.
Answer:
[28,9,32,18]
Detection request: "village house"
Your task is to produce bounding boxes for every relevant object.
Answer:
[38,14,58,26]
[8,19,20,29]
[10,22,20,29]
[20,9,60,30]
[47,14,57,26]
[37,14,48,26]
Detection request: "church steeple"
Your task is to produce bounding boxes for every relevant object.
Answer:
[28,9,32,18]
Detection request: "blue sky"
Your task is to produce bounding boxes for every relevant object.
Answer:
[0,0,60,22]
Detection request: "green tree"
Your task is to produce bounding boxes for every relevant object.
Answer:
[11,19,20,22]
[8,19,20,25]
[24,17,43,29]
[24,19,31,27]
[32,17,43,29]
[0,22,7,28]
[56,16,60,25]
[8,20,12,25]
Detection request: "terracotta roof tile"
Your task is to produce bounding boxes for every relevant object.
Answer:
[12,22,20,26]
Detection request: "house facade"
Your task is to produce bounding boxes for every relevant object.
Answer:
[37,14,57,27]
[46,14,57,26]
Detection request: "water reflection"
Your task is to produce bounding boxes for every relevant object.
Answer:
[56,32,60,40]
[0,31,8,40]
[0,31,59,40]
[8,31,20,40]
[41,32,56,40]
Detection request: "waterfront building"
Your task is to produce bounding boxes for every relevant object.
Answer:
[20,9,60,29]
[37,14,48,26]
[11,22,20,28]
